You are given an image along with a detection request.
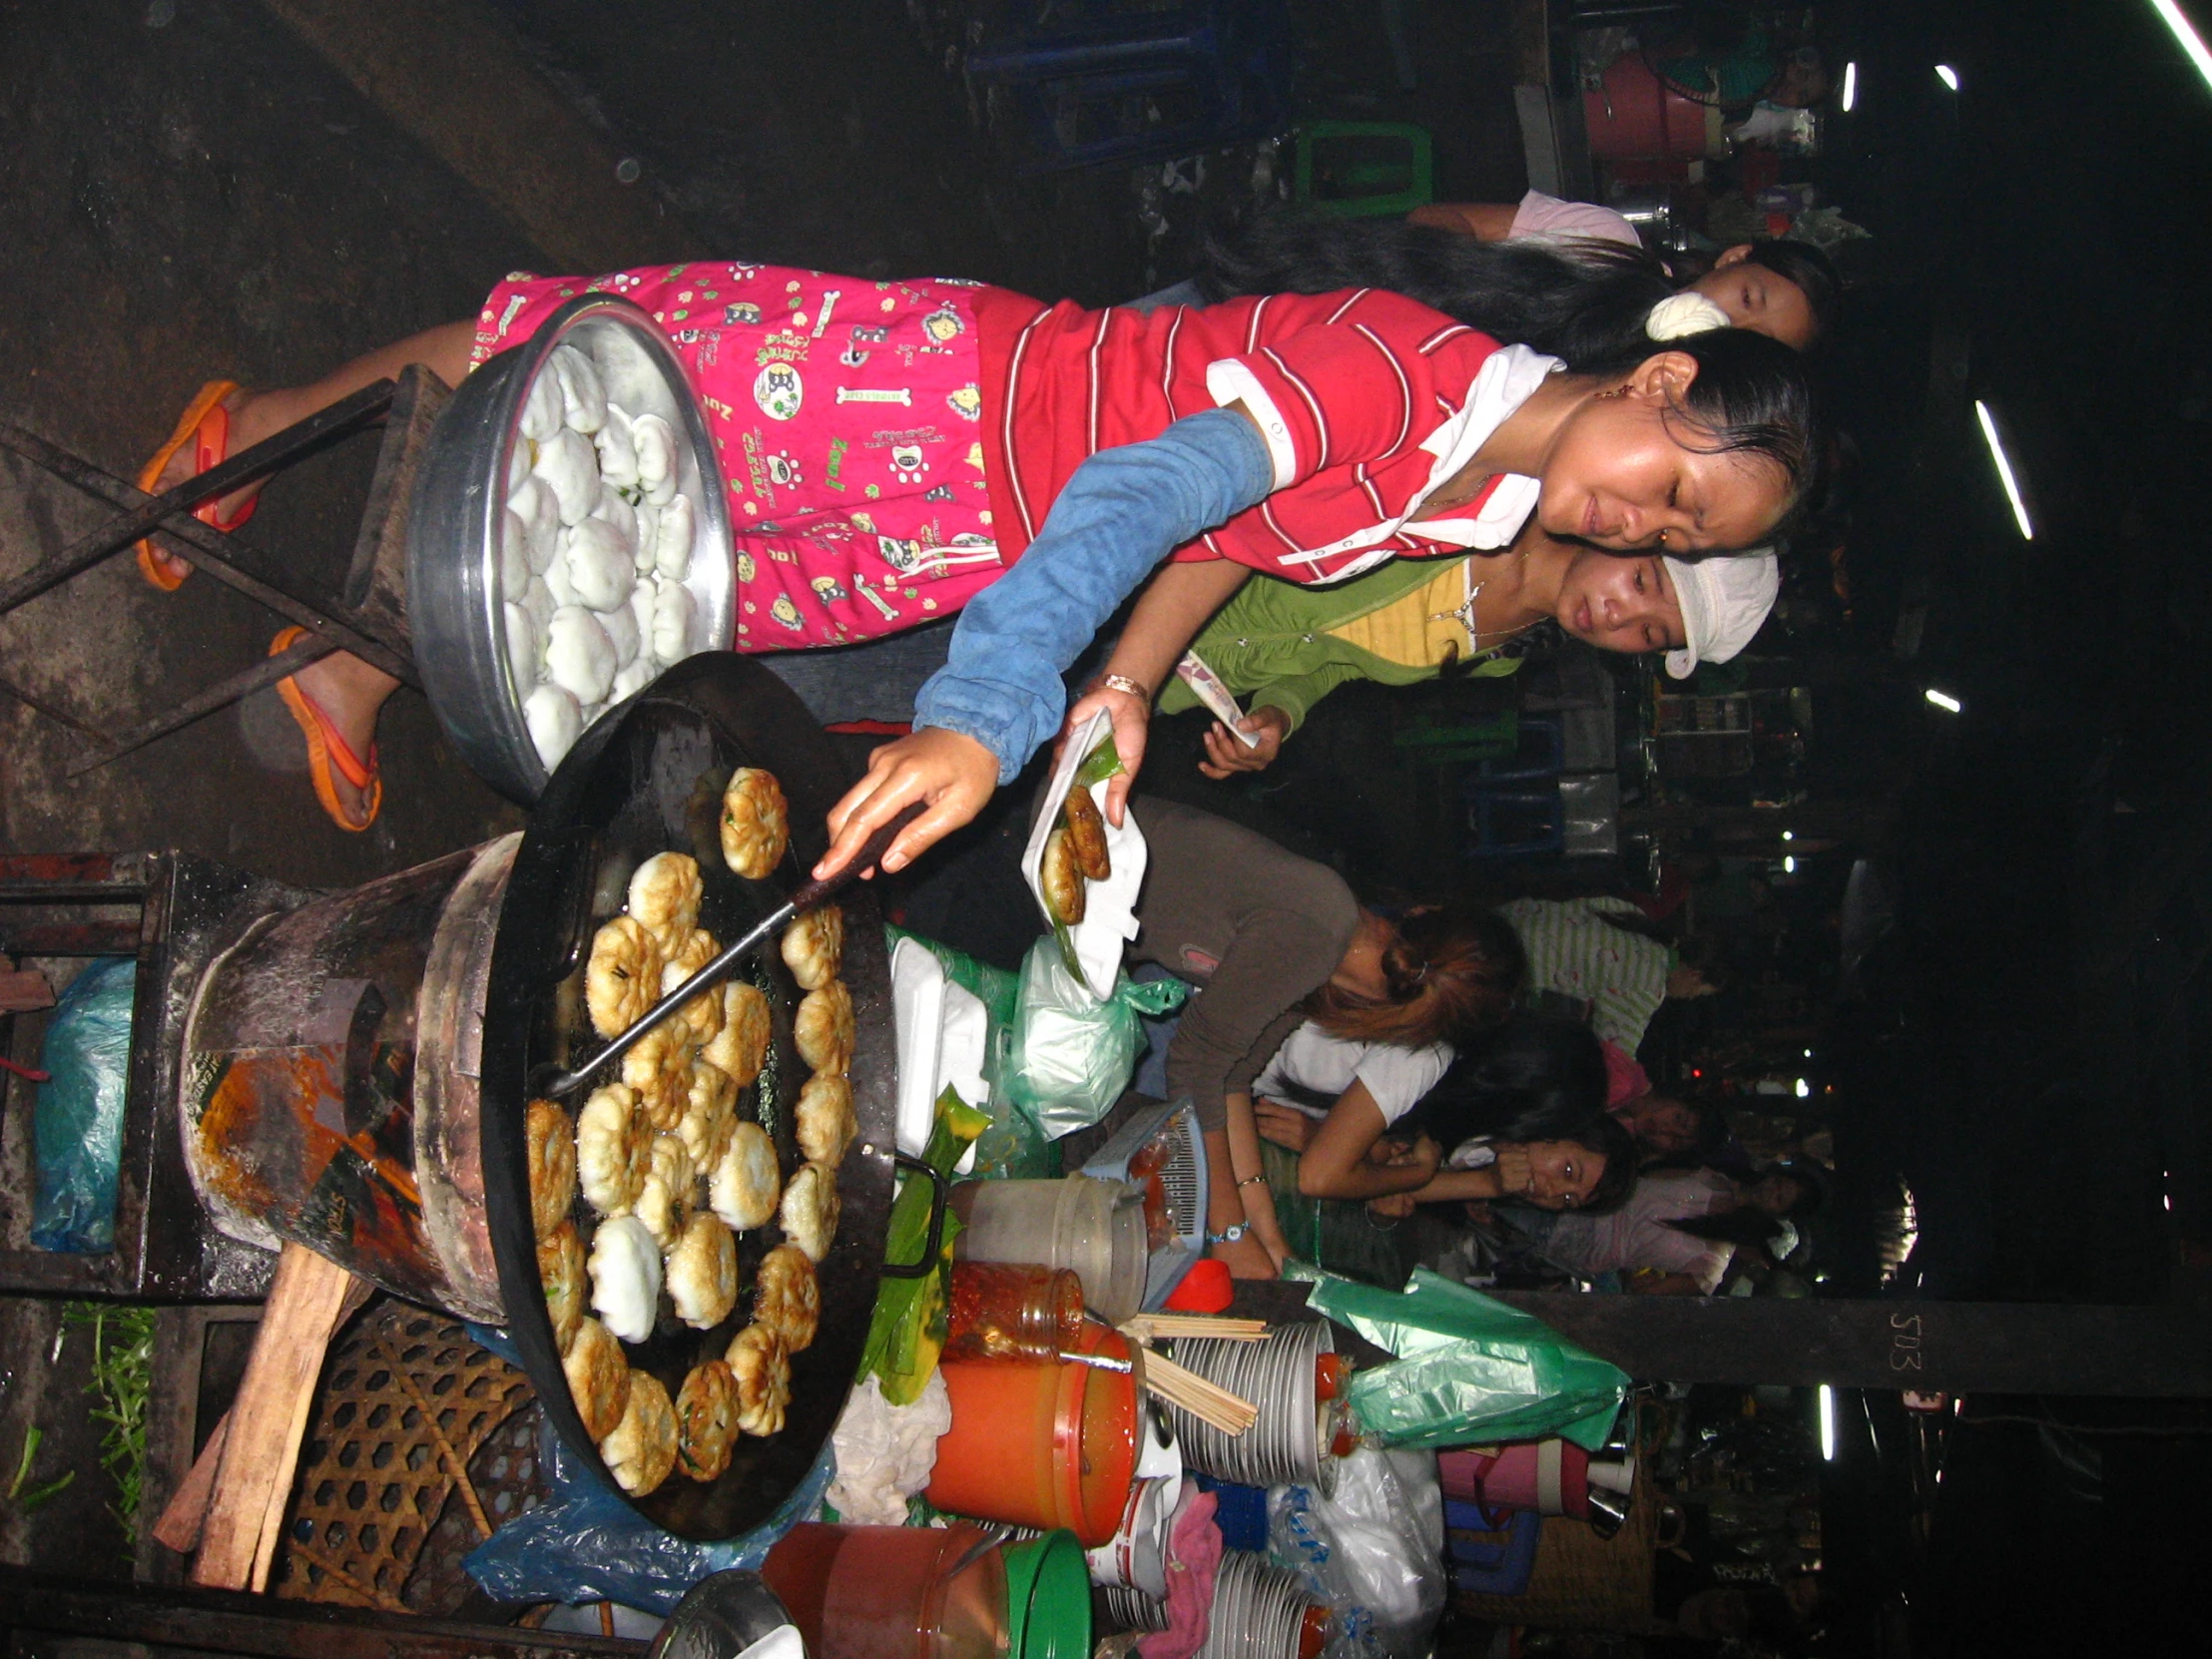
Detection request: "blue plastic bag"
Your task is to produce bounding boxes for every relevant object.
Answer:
[462,1324,836,1612]
[32,957,137,1253]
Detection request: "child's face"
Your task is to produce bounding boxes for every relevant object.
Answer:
[1689,248,1817,349]
[1555,549,1686,655]
[1520,1140,1607,1210]
[1537,355,1791,555]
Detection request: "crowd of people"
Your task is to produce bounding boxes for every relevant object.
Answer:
[140,182,1836,1293]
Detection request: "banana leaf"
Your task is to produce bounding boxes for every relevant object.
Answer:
[861,1085,991,1404]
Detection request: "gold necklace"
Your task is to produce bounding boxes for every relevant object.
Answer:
[1429,551,1541,655]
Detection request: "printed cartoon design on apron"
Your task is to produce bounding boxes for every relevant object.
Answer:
[472,264,1004,649]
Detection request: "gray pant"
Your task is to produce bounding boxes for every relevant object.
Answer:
[755,618,955,724]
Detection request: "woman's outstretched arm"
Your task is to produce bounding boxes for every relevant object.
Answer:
[818,407,1274,877]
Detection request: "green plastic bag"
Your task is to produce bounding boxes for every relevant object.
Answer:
[884,925,1053,1179]
[1004,938,1189,1140]
[1295,1267,1628,1451]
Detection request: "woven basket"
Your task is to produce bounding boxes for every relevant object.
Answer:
[276,1302,536,1612]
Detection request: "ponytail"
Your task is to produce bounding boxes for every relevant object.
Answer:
[1305,906,1525,1049]
[1201,216,1672,370]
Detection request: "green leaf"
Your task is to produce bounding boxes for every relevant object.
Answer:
[1071,733,1124,791]
[860,1086,990,1399]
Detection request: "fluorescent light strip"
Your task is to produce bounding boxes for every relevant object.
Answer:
[1974,400,2035,539]
[1936,64,1960,90]
[1841,61,1858,110]
[1819,1385,1837,1460]
[1926,689,1962,714]
[2153,0,2212,93]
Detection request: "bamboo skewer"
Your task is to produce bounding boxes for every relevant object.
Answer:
[1122,1314,1269,1344]
[1135,1347,1259,1436]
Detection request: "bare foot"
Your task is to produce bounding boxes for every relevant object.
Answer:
[293,649,400,825]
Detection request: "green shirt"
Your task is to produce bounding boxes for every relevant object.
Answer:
[1157,559,1521,734]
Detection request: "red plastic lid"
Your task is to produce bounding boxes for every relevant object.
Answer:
[1164,1258,1233,1313]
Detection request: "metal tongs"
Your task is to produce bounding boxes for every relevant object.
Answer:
[530,801,921,1100]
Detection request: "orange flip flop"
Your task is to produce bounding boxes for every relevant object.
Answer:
[270,627,383,832]
[134,379,258,591]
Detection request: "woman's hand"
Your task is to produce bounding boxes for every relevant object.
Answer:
[1198,707,1290,779]
[817,727,998,880]
[1253,1099,1315,1153]
[1666,964,1717,1000]
[1212,1229,1279,1280]
[1055,679,1152,826]
[1493,1142,1533,1199]
[1368,1191,1418,1221]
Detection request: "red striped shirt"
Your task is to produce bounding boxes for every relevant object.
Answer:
[972,285,1511,584]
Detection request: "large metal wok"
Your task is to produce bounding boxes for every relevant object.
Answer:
[479,653,896,1539]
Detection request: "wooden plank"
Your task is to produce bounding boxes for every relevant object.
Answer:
[340,363,450,652]
[0,1570,645,1659]
[1492,1293,2212,1395]
[189,1245,366,1592]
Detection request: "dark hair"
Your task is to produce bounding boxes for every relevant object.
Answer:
[1564,1113,1639,1215]
[1201,214,1840,364]
[1399,1014,1609,1149]
[1306,906,1526,1048]
[1201,217,1674,369]
[1739,241,1841,339]
[1608,327,1825,527]
[1201,216,1826,522]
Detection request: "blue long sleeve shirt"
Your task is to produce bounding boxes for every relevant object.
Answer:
[912,407,1276,781]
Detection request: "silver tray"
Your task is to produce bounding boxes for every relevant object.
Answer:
[407,293,736,803]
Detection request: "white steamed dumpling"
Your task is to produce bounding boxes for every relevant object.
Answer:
[631,413,678,506]
[600,592,641,667]
[631,500,661,574]
[498,508,531,595]
[523,684,582,770]
[593,406,639,490]
[543,545,580,610]
[651,575,695,664]
[505,438,532,495]
[610,657,656,703]
[502,601,540,697]
[565,518,634,613]
[509,475,560,574]
[627,580,658,661]
[520,366,565,444]
[592,485,637,550]
[587,1214,660,1344]
[532,428,600,526]
[654,492,695,581]
[551,343,607,435]
[544,606,617,706]
[519,575,555,636]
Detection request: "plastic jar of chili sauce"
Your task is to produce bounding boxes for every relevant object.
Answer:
[944,1262,1087,1364]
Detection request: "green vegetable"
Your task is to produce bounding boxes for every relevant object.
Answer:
[1071,732,1125,790]
[6,1427,73,1514]
[60,1302,156,1546]
[861,1085,990,1403]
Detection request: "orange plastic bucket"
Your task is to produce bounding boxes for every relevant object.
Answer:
[930,1323,1138,1547]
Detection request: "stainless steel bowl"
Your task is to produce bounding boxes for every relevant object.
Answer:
[407,293,735,803]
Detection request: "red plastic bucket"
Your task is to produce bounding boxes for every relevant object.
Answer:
[930,1322,1139,1546]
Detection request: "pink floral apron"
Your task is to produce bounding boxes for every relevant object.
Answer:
[472,263,1004,649]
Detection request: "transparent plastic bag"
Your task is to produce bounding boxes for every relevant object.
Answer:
[31,957,137,1253]
[460,1324,834,1611]
[462,1404,835,1612]
[1295,1267,1628,1451]
[1004,937,1187,1140]
[1268,1448,1444,1659]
